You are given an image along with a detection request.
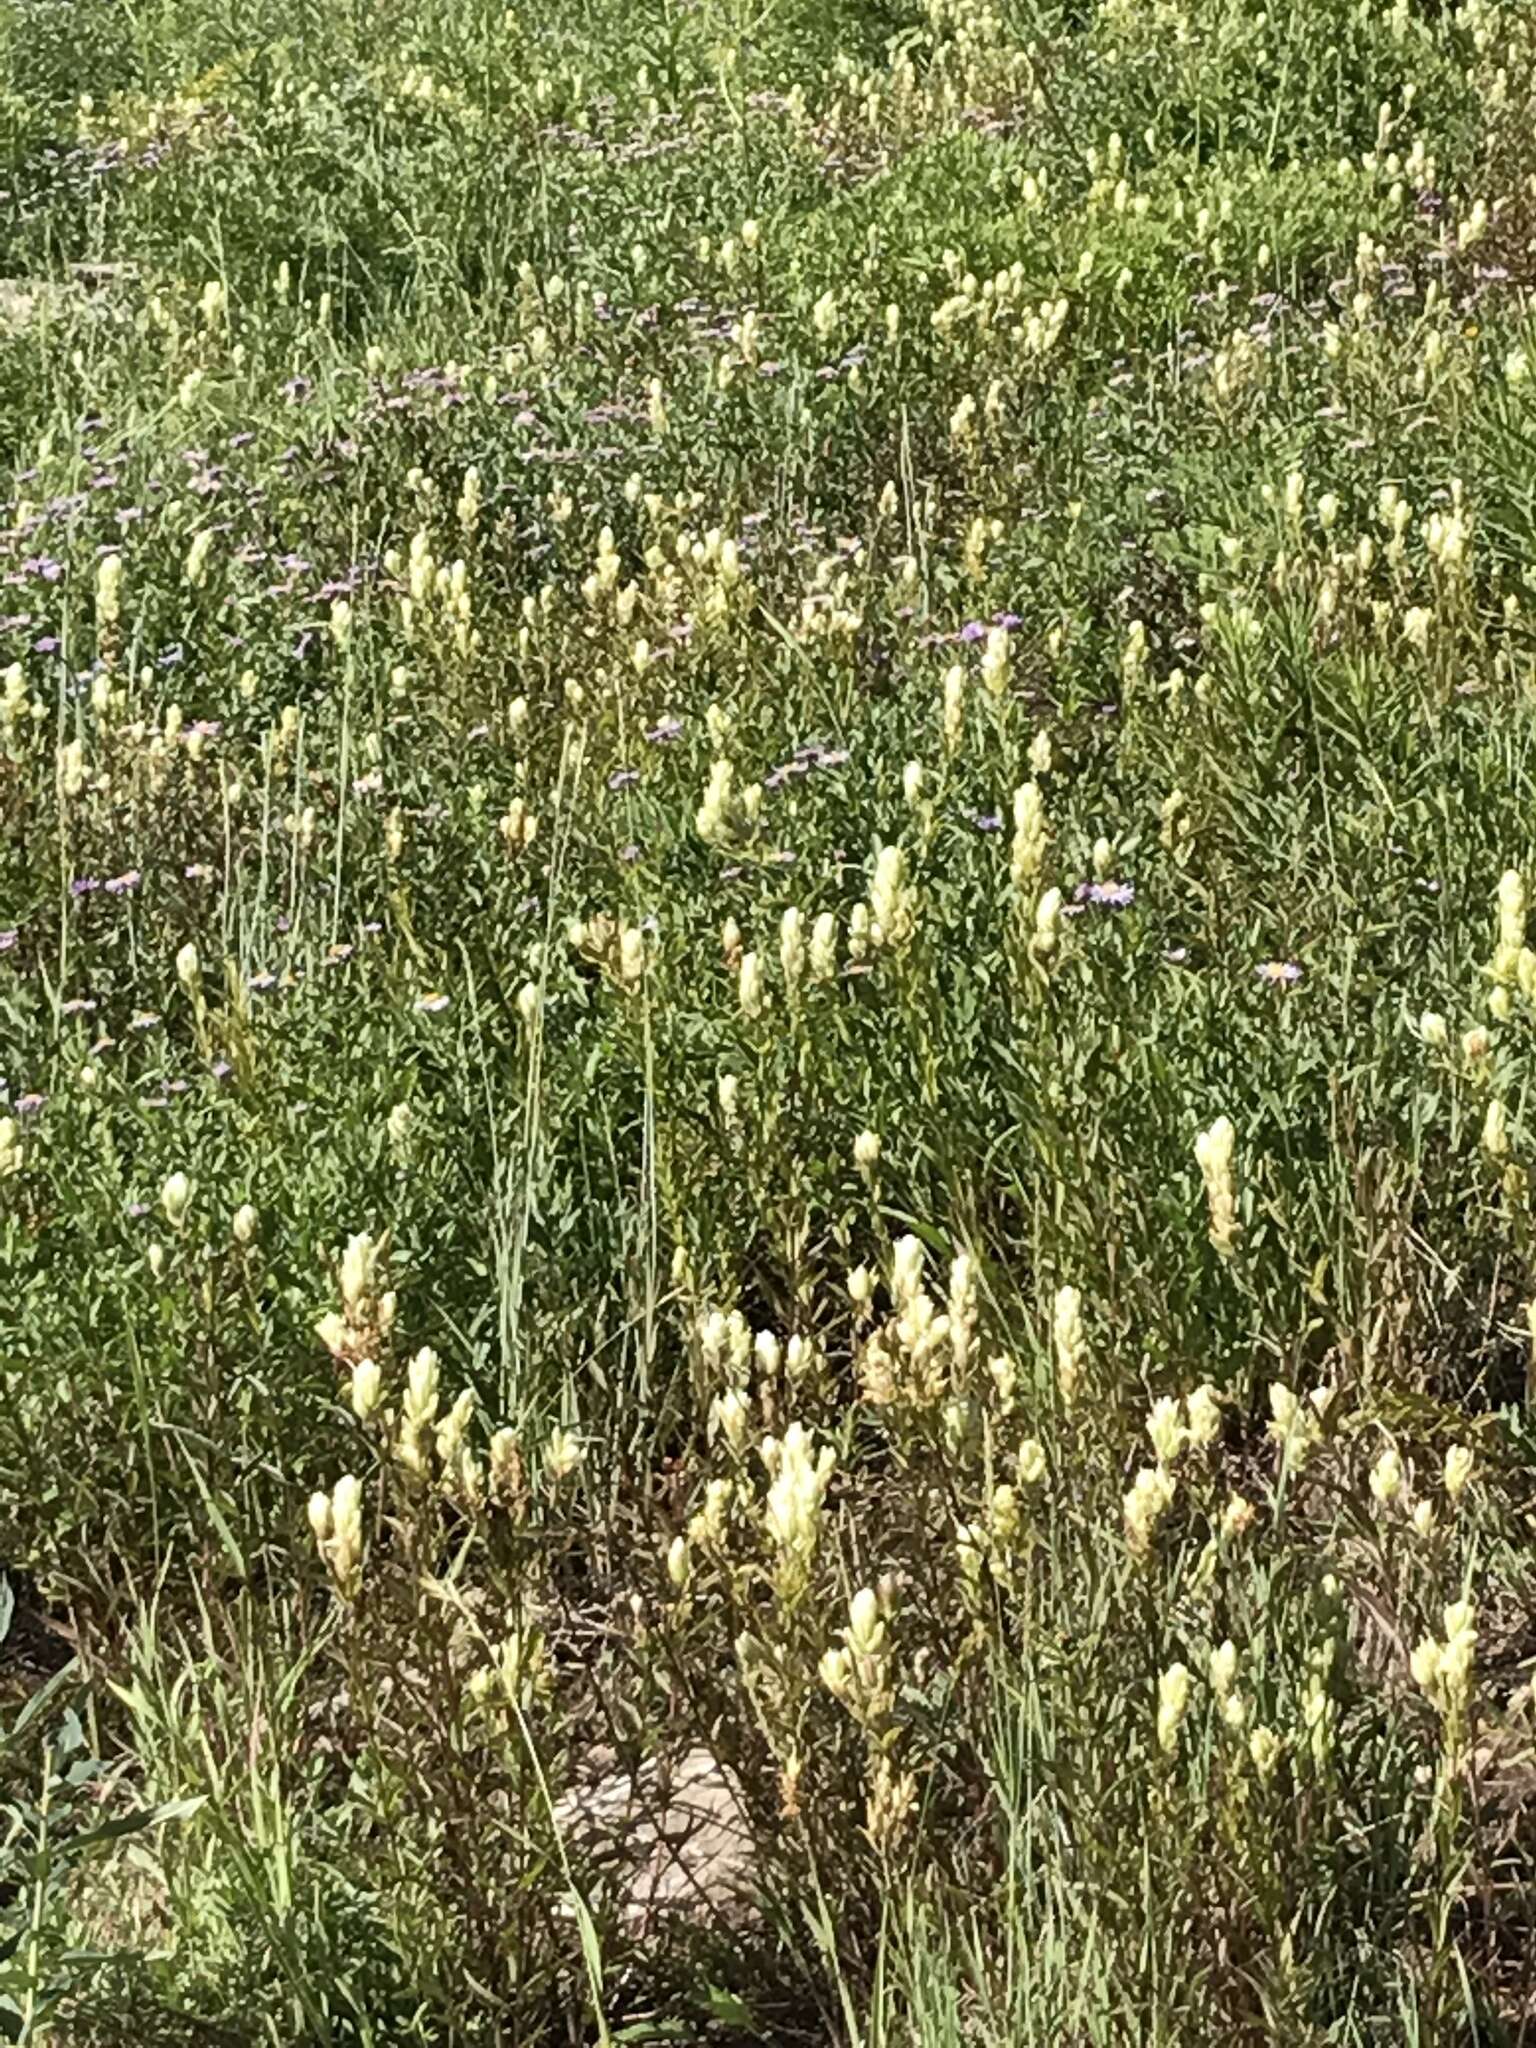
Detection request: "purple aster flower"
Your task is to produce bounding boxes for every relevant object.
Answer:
[70,876,102,898]
[1256,960,1303,986]
[126,1201,150,1219]
[971,811,1003,833]
[103,869,141,895]
[14,1092,45,1115]
[619,842,643,864]
[210,1059,233,1081]
[128,1011,161,1032]
[646,716,683,744]
[958,620,988,643]
[1087,881,1136,909]
[60,997,98,1016]
[0,930,17,952]
[608,767,639,791]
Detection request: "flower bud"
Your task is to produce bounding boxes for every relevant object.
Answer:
[160,1172,191,1226]
[231,1202,258,1244]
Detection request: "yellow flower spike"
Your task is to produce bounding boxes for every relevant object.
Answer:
[1483,1099,1509,1158]
[1017,1438,1047,1486]
[1186,1383,1222,1447]
[1156,1664,1191,1754]
[544,1426,584,1483]
[1146,1396,1188,1465]
[1195,1115,1239,1252]
[1497,870,1527,957]
[1052,1285,1084,1406]
[1369,1444,1403,1504]
[1248,1727,1282,1780]
[350,1359,382,1421]
[1443,1443,1474,1502]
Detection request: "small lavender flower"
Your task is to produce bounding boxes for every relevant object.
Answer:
[1256,960,1303,987]
[1087,881,1136,909]
[608,767,640,791]
[103,869,141,895]
[646,715,683,744]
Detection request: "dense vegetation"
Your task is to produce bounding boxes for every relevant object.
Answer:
[3,0,1536,2037]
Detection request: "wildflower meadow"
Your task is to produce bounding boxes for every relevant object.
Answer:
[3,0,1536,2038]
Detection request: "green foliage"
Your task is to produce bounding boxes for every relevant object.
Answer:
[2,0,1536,2036]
